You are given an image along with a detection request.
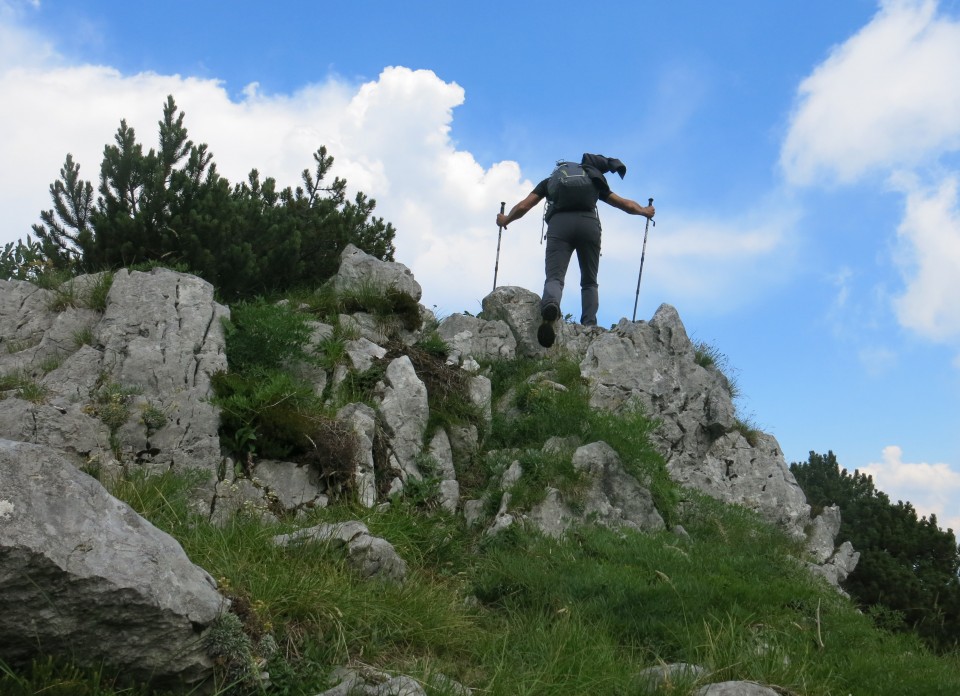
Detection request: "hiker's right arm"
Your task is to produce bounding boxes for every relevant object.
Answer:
[497,192,542,228]
[605,192,655,219]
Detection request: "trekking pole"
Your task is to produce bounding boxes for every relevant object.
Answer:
[492,201,505,291]
[631,198,655,322]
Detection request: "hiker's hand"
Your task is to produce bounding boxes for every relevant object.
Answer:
[641,204,655,219]
[497,213,509,228]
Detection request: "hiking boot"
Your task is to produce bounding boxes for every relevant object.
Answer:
[541,303,560,323]
[537,321,556,348]
[538,303,560,348]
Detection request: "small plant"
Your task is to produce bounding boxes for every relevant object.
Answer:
[4,336,40,354]
[202,611,260,689]
[85,271,115,311]
[46,279,80,312]
[85,377,142,456]
[140,403,168,435]
[223,298,313,373]
[38,353,63,374]
[694,339,740,400]
[416,328,450,360]
[72,326,95,348]
[1,372,49,404]
[733,416,762,447]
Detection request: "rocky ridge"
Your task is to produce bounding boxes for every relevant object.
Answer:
[0,244,858,692]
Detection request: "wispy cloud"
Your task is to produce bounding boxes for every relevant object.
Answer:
[781,0,960,350]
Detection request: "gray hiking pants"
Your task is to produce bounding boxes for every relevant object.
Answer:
[541,210,602,326]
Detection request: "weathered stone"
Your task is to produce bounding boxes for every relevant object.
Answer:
[807,505,842,563]
[95,269,228,487]
[251,460,323,510]
[210,476,272,526]
[676,432,810,540]
[437,313,517,362]
[333,243,422,302]
[344,337,388,372]
[0,398,109,460]
[376,356,428,483]
[427,429,459,513]
[481,286,544,358]
[526,441,667,539]
[272,521,407,583]
[0,439,226,689]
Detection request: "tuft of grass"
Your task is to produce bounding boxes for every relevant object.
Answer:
[86,271,115,311]
[73,326,95,348]
[694,339,740,401]
[0,372,50,404]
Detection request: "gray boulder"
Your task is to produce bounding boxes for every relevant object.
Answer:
[528,441,665,537]
[580,304,812,539]
[0,439,226,688]
[0,269,228,504]
[338,403,379,508]
[272,520,407,583]
[481,286,544,358]
[376,356,429,485]
[333,243,422,302]
[437,313,517,363]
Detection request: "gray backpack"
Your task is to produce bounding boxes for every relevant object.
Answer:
[546,161,599,218]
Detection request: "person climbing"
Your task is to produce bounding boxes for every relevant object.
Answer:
[496,153,655,347]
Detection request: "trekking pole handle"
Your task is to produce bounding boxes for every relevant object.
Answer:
[647,198,655,227]
[500,201,505,216]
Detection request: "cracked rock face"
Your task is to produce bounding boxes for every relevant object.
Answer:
[0,269,228,504]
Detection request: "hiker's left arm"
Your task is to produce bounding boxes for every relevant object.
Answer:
[605,192,654,219]
[497,192,542,228]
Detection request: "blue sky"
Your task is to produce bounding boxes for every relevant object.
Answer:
[2,1,960,530]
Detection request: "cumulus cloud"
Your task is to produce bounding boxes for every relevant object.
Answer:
[861,445,960,532]
[780,0,960,186]
[0,11,800,323]
[889,172,960,340]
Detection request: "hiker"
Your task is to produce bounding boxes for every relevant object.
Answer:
[496,154,655,347]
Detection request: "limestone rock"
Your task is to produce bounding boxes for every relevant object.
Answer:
[481,286,544,358]
[272,521,407,583]
[437,313,517,363]
[0,439,226,689]
[376,355,428,484]
[676,432,810,540]
[333,243,422,302]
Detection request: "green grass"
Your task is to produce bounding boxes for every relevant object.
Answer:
[7,347,960,696]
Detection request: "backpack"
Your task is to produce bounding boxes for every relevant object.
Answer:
[545,161,599,218]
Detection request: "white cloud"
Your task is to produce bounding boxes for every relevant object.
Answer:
[0,11,800,323]
[888,172,960,340]
[861,445,960,532]
[780,0,960,186]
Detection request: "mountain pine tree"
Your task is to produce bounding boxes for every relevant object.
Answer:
[791,450,960,651]
[17,95,396,300]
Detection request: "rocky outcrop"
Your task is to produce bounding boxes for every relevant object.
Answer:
[0,269,227,506]
[524,441,666,538]
[0,244,858,687]
[0,439,226,688]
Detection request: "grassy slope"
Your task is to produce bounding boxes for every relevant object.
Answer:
[3,351,959,696]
